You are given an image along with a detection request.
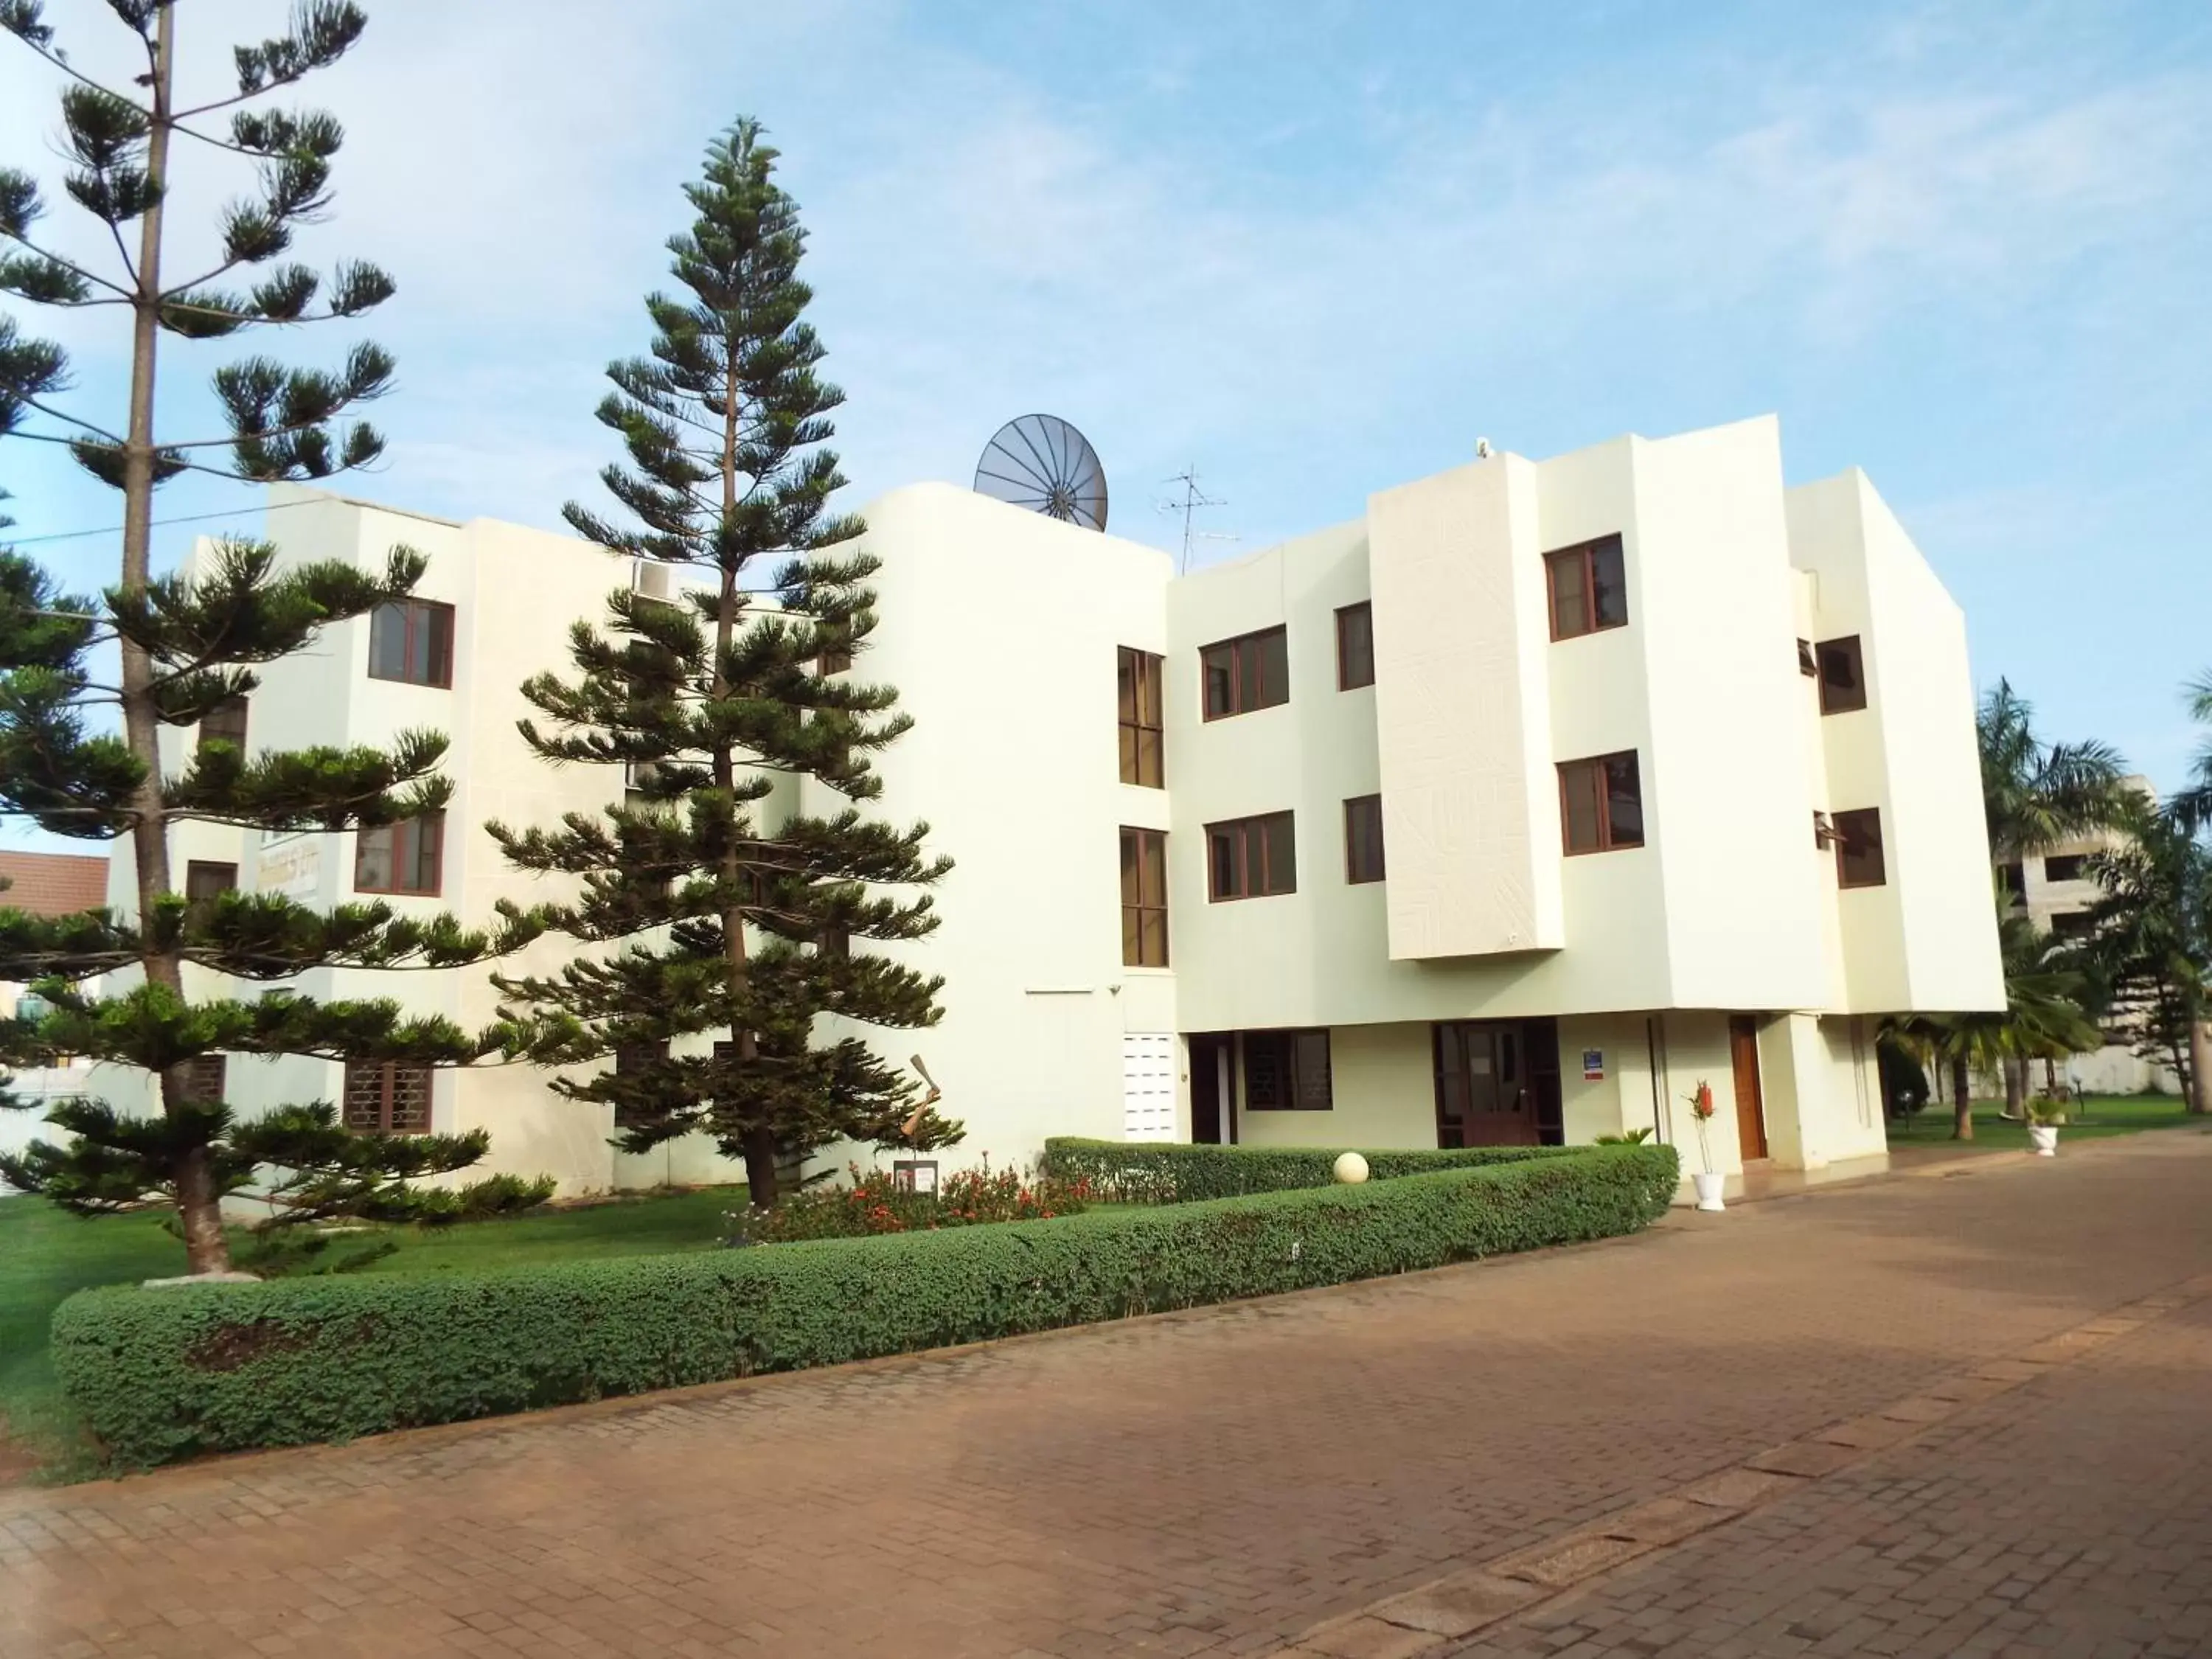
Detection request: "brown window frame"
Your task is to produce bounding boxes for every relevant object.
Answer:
[1335,602,1374,690]
[613,1039,669,1076]
[184,859,237,925]
[818,641,854,675]
[1243,1029,1332,1111]
[367,598,456,689]
[1199,625,1290,720]
[1119,826,1169,967]
[1544,534,1628,641]
[1206,811,1297,901]
[342,1058,434,1134]
[1343,794,1385,884]
[1557,751,1644,855]
[1117,647,1165,787]
[1833,807,1886,888]
[354,813,445,897]
[197,695,248,755]
[1815,635,1867,714]
[177,1053,227,1105]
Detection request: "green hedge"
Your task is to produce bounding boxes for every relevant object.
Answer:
[1041,1136,1584,1203]
[53,1144,1677,1468]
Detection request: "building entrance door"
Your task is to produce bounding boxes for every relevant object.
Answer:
[1729,1015,1769,1161]
[1434,1021,1543,1147]
[1189,1034,1235,1144]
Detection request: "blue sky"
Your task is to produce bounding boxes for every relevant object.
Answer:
[4,0,2208,846]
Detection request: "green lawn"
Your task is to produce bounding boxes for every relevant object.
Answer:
[0,1186,742,1482]
[1885,1092,2207,1152]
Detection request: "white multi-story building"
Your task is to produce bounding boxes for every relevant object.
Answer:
[108,414,2003,1199]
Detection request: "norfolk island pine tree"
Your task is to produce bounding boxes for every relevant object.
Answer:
[0,1,546,1276]
[488,119,959,1208]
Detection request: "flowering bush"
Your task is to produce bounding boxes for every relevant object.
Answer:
[734,1160,1094,1244]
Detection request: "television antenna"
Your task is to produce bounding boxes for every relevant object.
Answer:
[1158,465,1238,574]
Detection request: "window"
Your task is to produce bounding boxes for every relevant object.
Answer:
[2000,860,2027,899]
[355,813,444,896]
[1796,639,1818,677]
[1244,1029,1332,1110]
[2049,910,2094,940]
[817,925,850,959]
[2043,854,2088,883]
[1833,807,1885,888]
[1116,647,1164,787]
[1119,827,1169,967]
[367,598,455,688]
[184,860,237,926]
[176,1054,227,1105]
[1207,811,1295,900]
[613,1040,668,1076]
[1544,535,1627,641]
[1344,794,1385,884]
[818,644,853,675]
[198,695,248,754]
[1815,636,1866,714]
[342,1059,432,1133]
[1200,626,1289,720]
[1557,752,1644,855]
[1335,603,1374,690]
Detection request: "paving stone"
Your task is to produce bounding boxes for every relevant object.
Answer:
[1371,1573,1545,1638]
[1745,1441,1866,1478]
[1877,1397,1961,1425]
[6,1131,2211,1659]
[1492,1534,1656,1589]
[1298,1616,1447,1658]
[1816,1416,1921,1450]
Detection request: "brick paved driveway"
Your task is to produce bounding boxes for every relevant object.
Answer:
[4,1131,2211,1659]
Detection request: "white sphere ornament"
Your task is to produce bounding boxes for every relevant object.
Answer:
[1332,1151,1371,1186]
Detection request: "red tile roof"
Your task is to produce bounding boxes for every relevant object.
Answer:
[0,850,110,917]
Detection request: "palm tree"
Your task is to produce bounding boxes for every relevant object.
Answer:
[1978,680,2135,863]
[2174,669,2212,832]
[1964,681,2136,1136]
[2078,801,2212,1113]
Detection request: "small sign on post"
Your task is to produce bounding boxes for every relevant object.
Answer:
[1582,1048,1604,1082]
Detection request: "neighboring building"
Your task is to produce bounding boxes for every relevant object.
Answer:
[1996,779,2181,1096]
[0,849,111,1184]
[98,414,2004,1200]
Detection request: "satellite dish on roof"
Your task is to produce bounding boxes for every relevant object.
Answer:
[974,414,1108,532]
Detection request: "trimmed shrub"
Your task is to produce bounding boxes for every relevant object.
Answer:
[1040,1136,1582,1204]
[53,1144,1677,1469]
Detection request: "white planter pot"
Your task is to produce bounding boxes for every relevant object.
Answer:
[1693,1171,1726,1211]
[2028,1124,2059,1157]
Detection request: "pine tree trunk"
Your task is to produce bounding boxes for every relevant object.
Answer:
[741,1125,779,1209]
[173,1138,230,1276]
[2001,1057,2024,1120]
[122,10,228,1273]
[2189,1020,2212,1116]
[1951,1054,1973,1140]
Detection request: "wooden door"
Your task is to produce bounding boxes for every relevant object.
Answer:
[1729,1016,1768,1161]
[1434,1023,1540,1147]
[1189,1034,1234,1144]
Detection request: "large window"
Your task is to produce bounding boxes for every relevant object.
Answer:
[1200,626,1289,720]
[1117,647,1164,787]
[184,860,237,925]
[1815,636,1866,714]
[355,813,445,896]
[1245,1029,1332,1110]
[2042,854,2088,883]
[368,598,455,688]
[1119,827,1169,967]
[1335,603,1374,690]
[343,1059,432,1133]
[1207,811,1296,900]
[1344,794,1385,884]
[197,695,248,755]
[177,1054,227,1105]
[1833,807,1886,888]
[1557,752,1644,855]
[1544,535,1627,641]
